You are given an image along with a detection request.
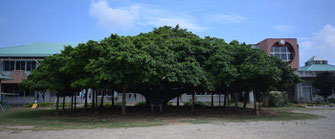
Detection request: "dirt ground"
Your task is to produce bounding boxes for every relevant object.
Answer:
[0,108,335,139]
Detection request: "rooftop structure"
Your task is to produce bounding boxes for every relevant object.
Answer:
[299,56,335,71]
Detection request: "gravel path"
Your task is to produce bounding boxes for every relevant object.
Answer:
[1,109,335,139]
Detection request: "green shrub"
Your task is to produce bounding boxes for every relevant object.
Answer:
[167,102,173,106]
[135,102,146,107]
[269,91,290,107]
[328,98,335,103]
[184,97,209,107]
[103,102,122,107]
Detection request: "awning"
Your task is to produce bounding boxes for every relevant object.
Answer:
[0,75,13,80]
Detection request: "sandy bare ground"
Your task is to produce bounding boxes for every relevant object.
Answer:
[1,108,335,139]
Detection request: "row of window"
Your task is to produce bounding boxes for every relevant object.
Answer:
[270,46,293,62]
[271,53,293,61]
[271,46,290,53]
[3,61,37,71]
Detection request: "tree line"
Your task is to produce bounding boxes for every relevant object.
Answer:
[20,25,301,115]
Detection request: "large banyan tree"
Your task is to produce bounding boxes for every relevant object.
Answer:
[20,25,301,115]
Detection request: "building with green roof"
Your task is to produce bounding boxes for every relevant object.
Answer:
[295,56,335,102]
[0,42,78,104]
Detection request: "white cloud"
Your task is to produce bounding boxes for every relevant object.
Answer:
[209,13,246,24]
[89,1,206,32]
[274,25,295,33]
[300,24,335,65]
[89,1,139,32]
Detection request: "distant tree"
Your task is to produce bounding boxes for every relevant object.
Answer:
[313,72,335,102]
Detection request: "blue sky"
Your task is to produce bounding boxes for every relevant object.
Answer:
[1,0,335,65]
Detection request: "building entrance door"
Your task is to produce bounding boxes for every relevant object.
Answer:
[302,87,312,102]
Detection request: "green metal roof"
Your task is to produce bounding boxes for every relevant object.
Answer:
[0,75,13,80]
[0,42,78,57]
[299,64,335,71]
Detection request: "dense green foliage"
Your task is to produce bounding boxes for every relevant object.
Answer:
[20,25,301,114]
[313,72,335,102]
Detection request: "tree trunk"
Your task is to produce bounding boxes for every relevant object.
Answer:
[234,93,238,107]
[243,92,249,109]
[95,90,98,108]
[223,92,227,110]
[74,92,77,110]
[253,91,259,115]
[121,87,126,115]
[145,96,151,107]
[227,93,231,113]
[56,95,59,111]
[111,90,115,107]
[100,90,105,108]
[85,89,88,110]
[177,96,179,107]
[42,92,45,103]
[62,96,65,112]
[192,90,195,114]
[219,93,221,107]
[258,93,262,111]
[211,92,214,108]
[71,94,74,110]
[92,89,95,109]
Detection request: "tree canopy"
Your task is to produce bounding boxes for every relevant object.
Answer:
[20,25,301,114]
[313,72,335,102]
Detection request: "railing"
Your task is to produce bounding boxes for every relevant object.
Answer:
[0,71,31,79]
[295,71,317,77]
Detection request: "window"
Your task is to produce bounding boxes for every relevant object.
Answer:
[16,61,26,70]
[26,61,36,71]
[3,61,9,71]
[270,46,293,62]
[32,61,36,70]
[3,61,15,71]
[3,60,37,71]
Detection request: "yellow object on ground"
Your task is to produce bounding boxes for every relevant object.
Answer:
[31,104,38,109]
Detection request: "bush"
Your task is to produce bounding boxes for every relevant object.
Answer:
[184,97,209,107]
[104,102,122,107]
[135,102,146,107]
[328,98,335,104]
[269,91,290,107]
[167,102,173,106]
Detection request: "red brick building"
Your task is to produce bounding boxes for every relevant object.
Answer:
[252,38,299,70]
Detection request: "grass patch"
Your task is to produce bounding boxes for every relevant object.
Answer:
[0,106,325,130]
[0,109,165,130]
